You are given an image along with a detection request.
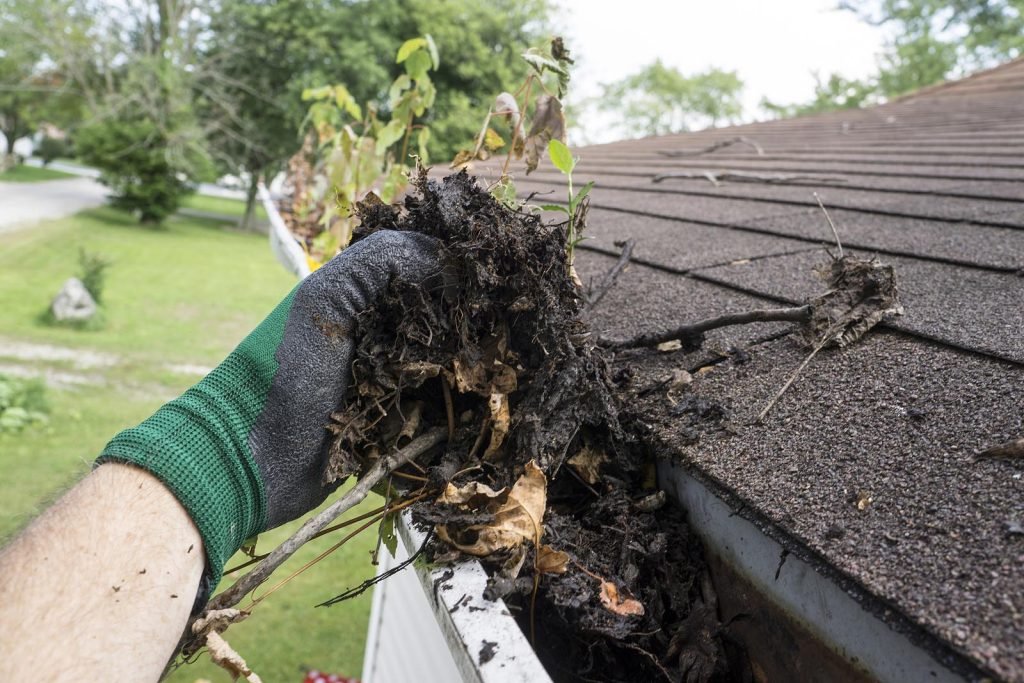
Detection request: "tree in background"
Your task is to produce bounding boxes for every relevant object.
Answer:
[764,0,1023,119]
[596,61,744,139]
[0,0,82,168]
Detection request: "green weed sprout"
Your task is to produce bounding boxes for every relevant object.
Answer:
[540,139,593,268]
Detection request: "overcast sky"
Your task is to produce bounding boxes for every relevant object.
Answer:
[553,0,886,143]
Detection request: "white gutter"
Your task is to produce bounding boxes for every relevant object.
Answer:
[259,181,311,280]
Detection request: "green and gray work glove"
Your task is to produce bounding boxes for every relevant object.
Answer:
[97,230,441,598]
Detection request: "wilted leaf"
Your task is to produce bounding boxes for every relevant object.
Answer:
[438,480,506,507]
[548,139,575,175]
[484,127,506,151]
[524,95,566,174]
[804,256,904,348]
[494,92,521,139]
[599,581,645,617]
[484,392,510,460]
[451,149,475,168]
[206,632,263,683]
[396,37,427,63]
[537,544,570,574]
[437,460,547,556]
[568,446,608,485]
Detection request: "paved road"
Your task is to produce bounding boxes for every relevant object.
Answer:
[0,177,108,233]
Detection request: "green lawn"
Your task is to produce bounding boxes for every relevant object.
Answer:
[0,164,77,182]
[0,208,376,682]
[180,192,268,220]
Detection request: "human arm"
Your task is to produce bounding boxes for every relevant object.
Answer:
[0,463,205,682]
[0,230,442,680]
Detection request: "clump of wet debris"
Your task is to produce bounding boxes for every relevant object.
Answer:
[325,170,902,682]
[324,169,744,681]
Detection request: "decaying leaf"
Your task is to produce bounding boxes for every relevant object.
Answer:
[493,92,522,153]
[484,128,506,151]
[438,480,506,507]
[205,632,263,683]
[524,95,566,174]
[568,446,608,485]
[484,392,511,460]
[450,149,475,168]
[855,490,873,511]
[599,580,645,617]
[804,256,904,348]
[192,608,249,638]
[537,544,570,574]
[437,460,547,556]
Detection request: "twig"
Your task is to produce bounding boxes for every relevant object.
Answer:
[814,192,844,258]
[756,339,827,423]
[317,530,435,607]
[587,239,635,308]
[657,136,764,157]
[651,171,848,187]
[599,305,812,351]
[204,427,447,613]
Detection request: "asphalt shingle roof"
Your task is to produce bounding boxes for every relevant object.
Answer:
[473,57,1024,680]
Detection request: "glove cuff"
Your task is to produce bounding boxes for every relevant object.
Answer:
[97,365,268,588]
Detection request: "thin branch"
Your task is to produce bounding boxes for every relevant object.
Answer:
[204,427,447,613]
[756,338,827,423]
[652,171,848,187]
[657,136,764,157]
[599,305,812,351]
[814,192,844,258]
[587,239,635,308]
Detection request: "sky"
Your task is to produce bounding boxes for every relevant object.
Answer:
[553,0,887,143]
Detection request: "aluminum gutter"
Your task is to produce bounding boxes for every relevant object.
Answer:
[657,458,987,683]
[363,510,553,683]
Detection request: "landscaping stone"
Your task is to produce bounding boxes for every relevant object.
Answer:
[50,277,97,322]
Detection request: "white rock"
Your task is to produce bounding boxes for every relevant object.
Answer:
[51,277,97,322]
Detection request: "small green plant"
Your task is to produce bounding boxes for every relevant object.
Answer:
[78,248,111,304]
[290,36,438,266]
[539,139,592,267]
[0,375,48,434]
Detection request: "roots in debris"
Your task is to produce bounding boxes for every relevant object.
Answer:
[324,169,740,682]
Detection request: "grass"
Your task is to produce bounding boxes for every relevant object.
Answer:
[180,193,268,221]
[0,206,294,367]
[0,164,77,182]
[0,207,376,681]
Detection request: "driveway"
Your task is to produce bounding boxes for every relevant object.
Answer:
[0,177,108,234]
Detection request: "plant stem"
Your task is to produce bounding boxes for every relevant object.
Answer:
[503,76,534,177]
[600,305,813,350]
[204,427,447,612]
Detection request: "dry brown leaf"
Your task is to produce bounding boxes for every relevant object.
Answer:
[396,400,424,444]
[437,460,547,556]
[450,149,475,168]
[206,631,263,683]
[483,392,510,460]
[855,490,873,510]
[452,356,489,395]
[568,446,608,485]
[438,481,506,507]
[537,544,570,574]
[525,95,566,174]
[191,608,249,638]
[656,340,682,352]
[599,581,645,617]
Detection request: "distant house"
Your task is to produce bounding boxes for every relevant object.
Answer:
[509,57,1024,681]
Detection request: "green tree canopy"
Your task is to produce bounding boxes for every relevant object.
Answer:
[597,61,744,139]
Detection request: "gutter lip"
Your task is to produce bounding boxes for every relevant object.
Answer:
[655,452,996,682]
[393,510,554,683]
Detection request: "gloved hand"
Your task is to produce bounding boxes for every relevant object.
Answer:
[98,230,442,593]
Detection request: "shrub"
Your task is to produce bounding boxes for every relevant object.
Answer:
[76,117,209,224]
[0,375,48,434]
[36,136,67,166]
[78,248,111,304]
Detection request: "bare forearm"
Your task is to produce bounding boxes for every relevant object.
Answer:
[0,463,204,682]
